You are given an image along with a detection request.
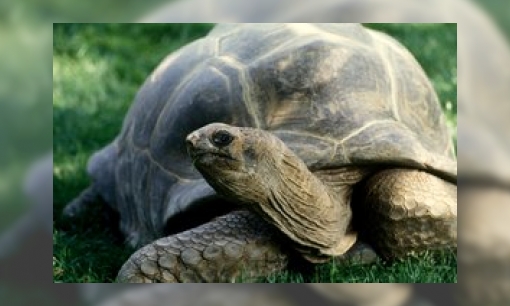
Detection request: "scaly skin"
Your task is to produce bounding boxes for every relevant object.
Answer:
[116,168,457,283]
[355,169,457,259]
[117,210,378,283]
[117,210,289,283]
[116,167,459,283]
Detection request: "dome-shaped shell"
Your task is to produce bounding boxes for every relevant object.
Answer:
[89,24,456,247]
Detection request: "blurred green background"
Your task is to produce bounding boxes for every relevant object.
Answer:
[0,20,52,232]
[53,23,456,283]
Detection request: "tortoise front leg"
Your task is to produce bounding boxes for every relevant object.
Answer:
[354,169,457,259]
[62,185,101,219]
[117,210,289,283]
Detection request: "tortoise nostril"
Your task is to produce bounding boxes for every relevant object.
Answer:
[186,132,199,148]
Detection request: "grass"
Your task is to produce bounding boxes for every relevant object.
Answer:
[257,250,457,283]
[53,23,457,283]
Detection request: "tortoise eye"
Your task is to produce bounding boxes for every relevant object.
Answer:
[211,130,234,147]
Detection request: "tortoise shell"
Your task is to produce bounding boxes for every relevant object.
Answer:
[87,24,456,247]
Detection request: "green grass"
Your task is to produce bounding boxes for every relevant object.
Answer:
[53,23,457,283]
[257,250,457,283]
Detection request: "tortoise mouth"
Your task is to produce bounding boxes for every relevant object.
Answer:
[190,149,236,163]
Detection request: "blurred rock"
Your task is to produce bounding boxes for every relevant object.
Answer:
[89,285,292,306]
[309,284,414,306]
[0,153,52,280]
[0,153,80,305]
[458,188,510,306]
[80,284,439,306]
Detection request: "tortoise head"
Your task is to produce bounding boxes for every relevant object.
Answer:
[186,123,243,170]
[185,123,272,204]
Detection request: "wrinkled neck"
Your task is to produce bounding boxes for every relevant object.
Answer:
[257,139,350,252]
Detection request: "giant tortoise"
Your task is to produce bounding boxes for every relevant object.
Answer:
[64,23,457,283]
